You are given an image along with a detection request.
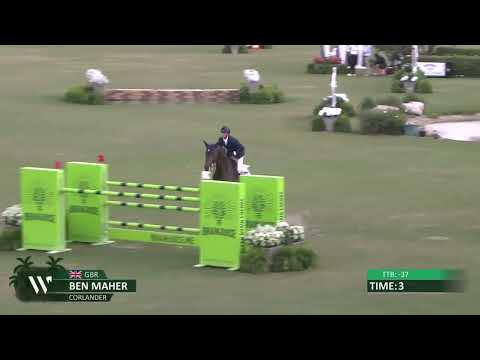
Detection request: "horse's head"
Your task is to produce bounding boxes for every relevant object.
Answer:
[203,140,226,171]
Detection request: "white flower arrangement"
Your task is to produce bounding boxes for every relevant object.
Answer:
[319,107,342,117]
[85,69,109,86]
[400,74,419,83]
[243,221,305,248]
[243,69,261,83]
[1,204,22,227]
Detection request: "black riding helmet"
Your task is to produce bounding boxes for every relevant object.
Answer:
[221,126,231,134]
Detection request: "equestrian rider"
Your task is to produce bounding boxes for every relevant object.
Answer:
[216,126,246,174]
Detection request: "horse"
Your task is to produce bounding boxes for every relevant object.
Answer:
[203,141,239,182]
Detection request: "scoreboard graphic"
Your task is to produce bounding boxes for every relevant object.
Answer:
[367,269,465,293]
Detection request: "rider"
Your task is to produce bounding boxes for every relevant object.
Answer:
[216,126,246,174]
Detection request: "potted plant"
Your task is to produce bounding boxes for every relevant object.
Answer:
[400,74,419,93]
[319,106,342,132]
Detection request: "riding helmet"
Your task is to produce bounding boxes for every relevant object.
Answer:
[220,126,231,134]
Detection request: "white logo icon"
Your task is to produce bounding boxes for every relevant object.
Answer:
[28,276,53,294]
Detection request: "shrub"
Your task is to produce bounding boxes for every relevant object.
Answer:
[402,93,425,103]
[239,84,285,104]
[270,247,294,272]
[270,247,316,272]
[262,45,273,49]
[239,84,250,103]
[240,246,268,274]
[312,115,326,132]
[64,85,105,105]
[250,86,274,104]
[271,85,285,103]
[222,45,248,54]
[334,114,352,133]
[417,79,433,94]
[359,97,376,111]
[307,63,349,74]
[0,226,21,251]
[433,46,480,57]
[294,247,317,269]
[391,80,404,93]
[376,96,403,108]
[419,55,480,77]
[359,110,407,135]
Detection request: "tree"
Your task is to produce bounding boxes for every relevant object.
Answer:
[375,45,411,63]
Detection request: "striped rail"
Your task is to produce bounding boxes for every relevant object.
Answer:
[62,187,199,202]
[107,181,199,193]
[106,200,200,213]
[108,221,200,234]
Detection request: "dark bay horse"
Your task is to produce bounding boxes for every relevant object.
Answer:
[203,141,239,182]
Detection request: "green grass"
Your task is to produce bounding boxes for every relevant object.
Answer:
[1,45,480,314]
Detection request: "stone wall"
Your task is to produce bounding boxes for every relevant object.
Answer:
[104,89,241,104]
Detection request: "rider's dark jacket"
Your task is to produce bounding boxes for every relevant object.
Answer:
[216,136,245,159]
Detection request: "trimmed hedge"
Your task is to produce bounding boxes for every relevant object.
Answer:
[240,247,269,273]
[359,97,376,111]
[240,245,317,273]
[334,114,352,133]
[239,84,285,104]
[312,115,326,132]
[419,55,480,77]
[307,63,349,74]
[359,110,407,135]
[417,79,433,94]
[433,47,480,57]
[270,247,317,272]
[64,85,105,105]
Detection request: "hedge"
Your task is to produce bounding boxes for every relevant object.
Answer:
[433,47,480,57]
[307,63,349,74]
[239,84,285,104]
[419,55,480,77]
[64,85,105,105]
[359,110,407,135]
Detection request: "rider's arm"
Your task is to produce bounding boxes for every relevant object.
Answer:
[235,141,245,158]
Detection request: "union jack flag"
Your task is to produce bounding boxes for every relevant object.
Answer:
[69,270,82,279]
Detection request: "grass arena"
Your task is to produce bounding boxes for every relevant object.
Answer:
[1,45,480,314]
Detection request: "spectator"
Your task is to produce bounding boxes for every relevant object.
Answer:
[373,53,387,76]
[346,45,359,76]
[363,45,373,71]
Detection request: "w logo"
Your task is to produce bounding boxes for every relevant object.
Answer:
[28,276,53,295]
